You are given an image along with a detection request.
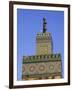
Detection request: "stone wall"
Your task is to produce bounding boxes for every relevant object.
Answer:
[36,32,53,55]
[22,54,62,80]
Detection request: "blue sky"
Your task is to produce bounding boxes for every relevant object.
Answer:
[17,9,64,80]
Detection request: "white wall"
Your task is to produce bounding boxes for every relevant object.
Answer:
[0,0,72,90]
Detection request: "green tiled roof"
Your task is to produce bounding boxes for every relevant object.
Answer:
[23,54,61,63]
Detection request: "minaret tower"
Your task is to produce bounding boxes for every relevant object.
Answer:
[22,17,62,80]
[36,17,53,55]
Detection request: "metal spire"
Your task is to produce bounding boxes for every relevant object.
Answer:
[43,17,47,33]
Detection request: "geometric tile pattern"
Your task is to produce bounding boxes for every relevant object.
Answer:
[22,61,61,75]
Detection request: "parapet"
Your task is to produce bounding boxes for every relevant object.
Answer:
[23,53,61,63]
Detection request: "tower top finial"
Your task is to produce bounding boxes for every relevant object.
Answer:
[43,17,47,33]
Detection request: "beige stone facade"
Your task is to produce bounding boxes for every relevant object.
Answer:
[36,33,53,55]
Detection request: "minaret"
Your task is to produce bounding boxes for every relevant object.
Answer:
[22,17,62,80]
[36,17,53,55]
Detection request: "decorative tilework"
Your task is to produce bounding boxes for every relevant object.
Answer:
[22,61,62,76]
[29,65,35,72]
